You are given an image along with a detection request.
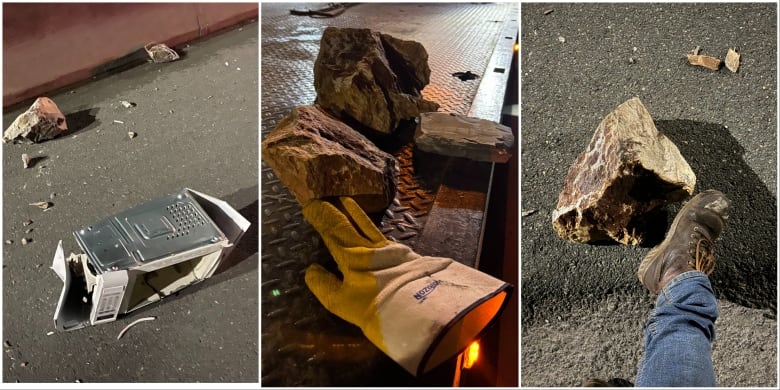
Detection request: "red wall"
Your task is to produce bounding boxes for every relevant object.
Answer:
[3,3,258,107]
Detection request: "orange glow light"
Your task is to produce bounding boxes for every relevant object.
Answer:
[463,340,480,369]
[514,43,519,52]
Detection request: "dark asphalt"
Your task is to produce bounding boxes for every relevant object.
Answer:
[2,22,258,382]
[521,3,776,386]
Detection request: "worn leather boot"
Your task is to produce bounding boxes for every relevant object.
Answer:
[637,189,730,294]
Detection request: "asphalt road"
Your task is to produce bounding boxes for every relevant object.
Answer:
[521,3,776,387]
[2,22,258,382]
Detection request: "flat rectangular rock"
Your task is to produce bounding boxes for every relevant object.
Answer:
[414,112,514,163]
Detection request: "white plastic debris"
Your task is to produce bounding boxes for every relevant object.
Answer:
[116,317,157,340]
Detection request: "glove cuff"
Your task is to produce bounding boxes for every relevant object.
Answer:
[373,259,511,376]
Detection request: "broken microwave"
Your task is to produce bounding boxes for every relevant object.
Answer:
[51,188,250,330]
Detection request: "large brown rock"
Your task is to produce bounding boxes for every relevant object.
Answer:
[415,112,514,163]
[313,27,439,134]
[552,98,696,245]
[261,105,398,213]
[3,97,68,143]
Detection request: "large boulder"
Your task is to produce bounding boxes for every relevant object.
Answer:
[261,105,398,213]
[552,98,696,245]
[313,27,439,134]
[3,97,68,143]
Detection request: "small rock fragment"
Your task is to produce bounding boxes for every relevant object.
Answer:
[415,112,515,163]
[552,98,696,246]
[686,46,721,71]
[23,220,33,226]
[543,9,554,15]
[50,192,56,199]
[128,131,137,139]
[29,201,52,210]
[46,331,54,336]
[120,100,136,108]
[21,238,30,245]
[261,105,398,213]
[558,36,566,43]
[725,48,740,73]
[144,42,179,63]
[521,209,538,217]
[20,362,28,367]
[4,240,12,245]
[22,153,31,168]
[3,340,11,348]
[3,97,68,143]
[113,120,124,124]
[25,228,33,234]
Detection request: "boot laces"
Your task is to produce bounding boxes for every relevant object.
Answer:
[689,237,716,275]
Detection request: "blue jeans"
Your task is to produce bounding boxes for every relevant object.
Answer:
[636,271,718,387]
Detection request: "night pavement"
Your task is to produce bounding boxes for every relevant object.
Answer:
[521,3,776,386]
[2,22,258,382]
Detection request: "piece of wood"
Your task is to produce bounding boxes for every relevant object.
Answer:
[686,46,722,71]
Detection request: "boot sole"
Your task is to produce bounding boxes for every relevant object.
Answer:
[636,189,729,293]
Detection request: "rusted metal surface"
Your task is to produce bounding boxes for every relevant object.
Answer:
[260,3,517,385]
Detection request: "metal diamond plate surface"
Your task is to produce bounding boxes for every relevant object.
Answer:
[261,3,517,386]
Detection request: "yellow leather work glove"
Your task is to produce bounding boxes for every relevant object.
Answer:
[302,196,511,376]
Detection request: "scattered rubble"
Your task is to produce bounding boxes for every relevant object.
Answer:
[552,98,696,245]
[725,48,740,73]
[261,105,399,213]
[144,42,179,63]
[3,97,68,143]
[313,27,439,134]
[414,112,514,163]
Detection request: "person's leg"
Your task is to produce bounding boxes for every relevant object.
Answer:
[634,189,730,387]
[635,271,718,386]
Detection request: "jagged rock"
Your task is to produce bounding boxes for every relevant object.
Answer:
[313,27,439,134]
[414,112,514,163]
[725,48,740,73]
[3,97,68,143]
[552,98,696,246]
[261,105,398,213]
